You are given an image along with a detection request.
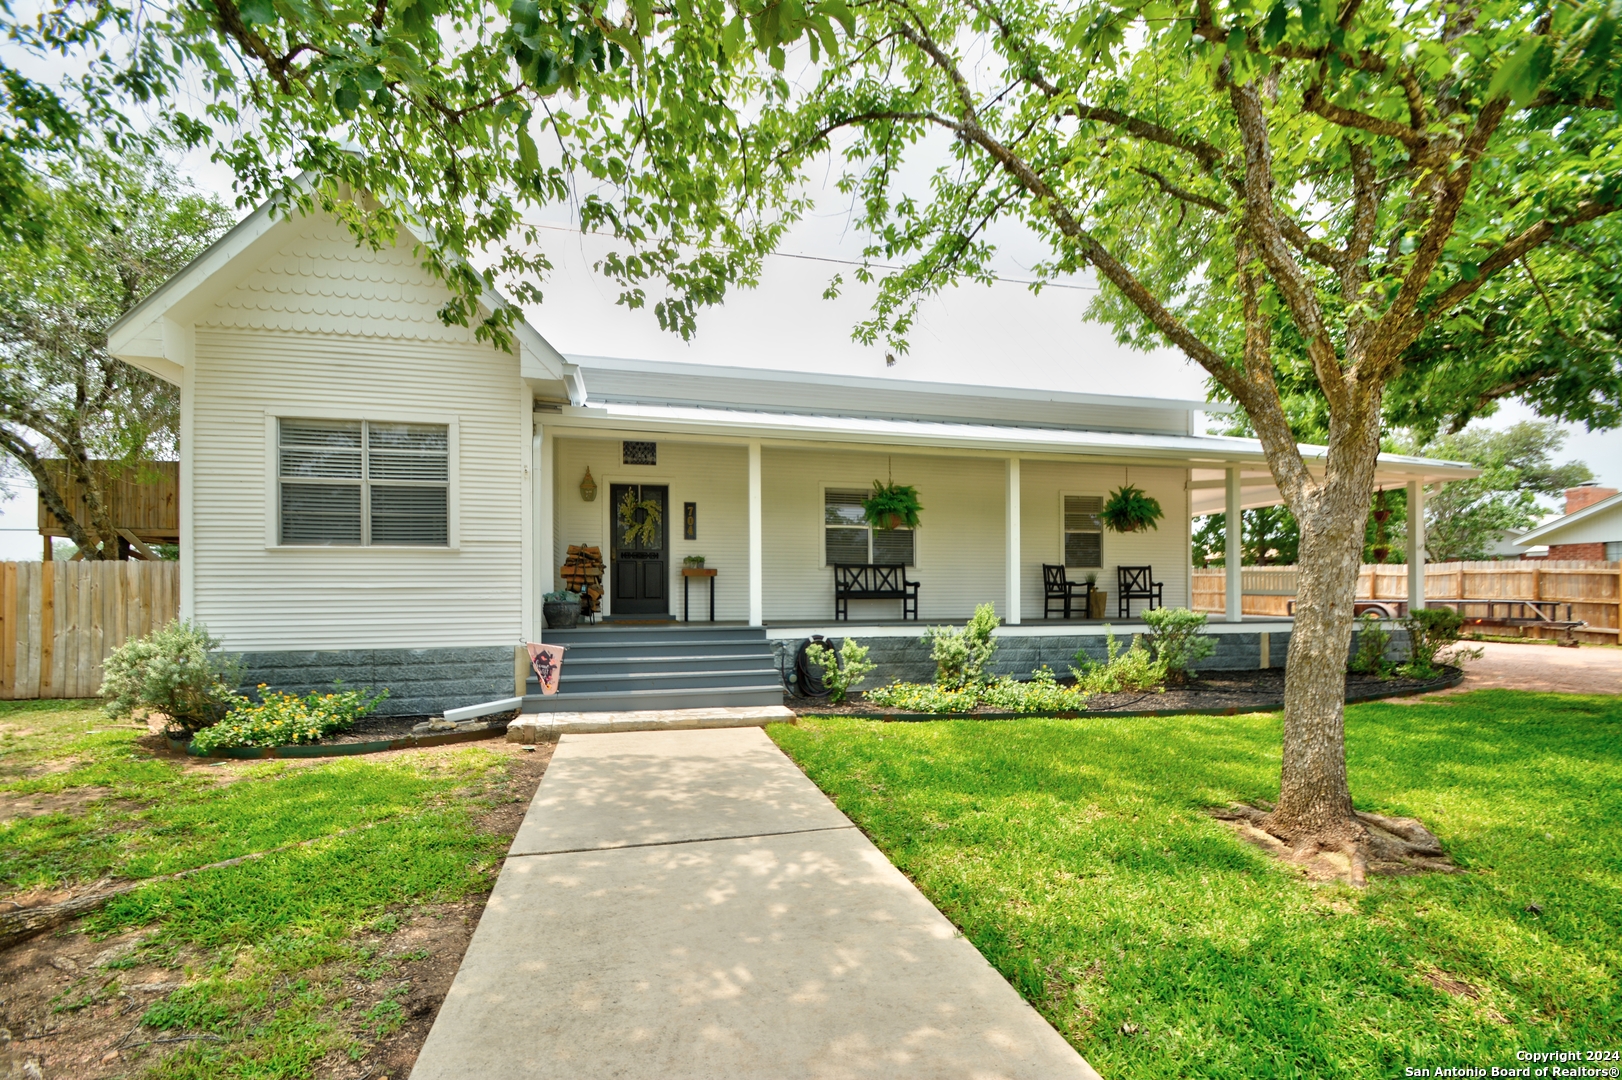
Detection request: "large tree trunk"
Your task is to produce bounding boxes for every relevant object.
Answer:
[1263,412,1383,850]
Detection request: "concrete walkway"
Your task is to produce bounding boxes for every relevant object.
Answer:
[411,727,1100,1079]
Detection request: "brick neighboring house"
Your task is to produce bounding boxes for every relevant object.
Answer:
[1517,484,1622,562]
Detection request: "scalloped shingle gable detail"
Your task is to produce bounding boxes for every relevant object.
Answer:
[204,218,480,343]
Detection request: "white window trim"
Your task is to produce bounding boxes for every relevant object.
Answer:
[1059,490,1105,570]
[264,410,461,551]
[820,481,917,568]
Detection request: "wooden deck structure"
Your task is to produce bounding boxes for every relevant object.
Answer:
[36,460,179,558]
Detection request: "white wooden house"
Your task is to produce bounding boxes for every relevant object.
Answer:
[108,199,1475,714]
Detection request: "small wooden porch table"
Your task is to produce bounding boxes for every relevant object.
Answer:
[683,567,717,622]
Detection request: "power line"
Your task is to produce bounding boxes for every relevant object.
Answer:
[521,219,1098,292]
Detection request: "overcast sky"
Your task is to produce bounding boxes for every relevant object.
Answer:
[1,128,1616,559]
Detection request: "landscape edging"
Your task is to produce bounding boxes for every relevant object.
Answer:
[804,666,1466,722]
[168,722,507,759]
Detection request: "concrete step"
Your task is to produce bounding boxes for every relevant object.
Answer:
[559,652,776,677]
[506,705,798,742]
[549,639,774,660]
[545,626,767,645]
[550,669,781,694]
[522,684,786,714]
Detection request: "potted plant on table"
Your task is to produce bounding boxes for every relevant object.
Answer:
[1101,485,1164,533]
[1085,571,1107,619]
[683,555,706,569]
[862,480,924,531]
[543,590,582,629]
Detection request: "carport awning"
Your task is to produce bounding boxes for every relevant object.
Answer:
[1188,459,1477,515]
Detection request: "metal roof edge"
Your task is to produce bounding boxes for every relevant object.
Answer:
[554,402,1481,476]
[1515,491,1622,544]
[564,353,1233,415]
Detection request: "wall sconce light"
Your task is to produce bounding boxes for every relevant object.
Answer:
[580,467,597,502]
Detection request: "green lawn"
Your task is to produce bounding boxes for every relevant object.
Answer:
[0,699,521,1078]
[770,690,1621,1080]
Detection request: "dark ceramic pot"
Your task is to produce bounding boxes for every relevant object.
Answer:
[543,602,579,630]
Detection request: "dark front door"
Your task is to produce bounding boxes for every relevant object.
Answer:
[610,483,669,616]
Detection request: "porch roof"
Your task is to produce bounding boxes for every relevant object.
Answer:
[566,354,1226,437]
[545,399,1478,508]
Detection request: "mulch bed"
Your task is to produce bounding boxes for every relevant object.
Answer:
[154,711,523,755]
[319,712,515,745]
[787,666,1462,718]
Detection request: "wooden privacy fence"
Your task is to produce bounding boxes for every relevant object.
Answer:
[0,561,181,700]
[1193,561,1621,644]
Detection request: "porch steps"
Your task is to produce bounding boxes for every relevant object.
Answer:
[506,705,797,742]
[522,625,784,713]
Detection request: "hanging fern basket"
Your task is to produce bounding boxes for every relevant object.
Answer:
[1101,485,1164,533]
[861,480,923,531]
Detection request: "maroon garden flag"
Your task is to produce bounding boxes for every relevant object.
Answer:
[527,643,566,695]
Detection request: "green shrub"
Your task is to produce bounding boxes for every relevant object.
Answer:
[1348,613,1394,676]
[864,681,983,713]
[101,619,244,734]
[1071,627,1167,693]
[804,638,878,704]
[190,685,389,752]
[981,667,1089,713]
[1400,607,1483,678]
[1142,607,1215,681]
[926,603,1001,689]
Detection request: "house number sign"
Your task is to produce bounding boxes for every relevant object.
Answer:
[684,502,697,540]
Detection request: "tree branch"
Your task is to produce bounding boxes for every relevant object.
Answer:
[1133,167,1230,214]
[1229,80,1350,415]
[1302,83,1427,150]
[1424,197,1622,323]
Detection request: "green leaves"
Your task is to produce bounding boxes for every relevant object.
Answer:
[334,82,361,114]
[1487,35,1555,106]
[238,0,278,27]
[515,123,538,175]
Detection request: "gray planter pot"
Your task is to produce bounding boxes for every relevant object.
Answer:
[543,602,579,630]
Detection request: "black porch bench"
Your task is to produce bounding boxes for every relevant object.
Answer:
[834,563,921,621]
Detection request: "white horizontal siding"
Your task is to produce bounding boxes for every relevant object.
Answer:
[552,437,749,619]
[190,218,525,650]
[1019,462,1190,618]
[760,448,1007,622]
[546,443,1192,624]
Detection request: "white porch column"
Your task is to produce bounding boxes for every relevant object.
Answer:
[536,424,554,636]
[748,440,763,626]
[1005,457,1021,624]
[1407,479,1426,611]
[1224,466,1243,623]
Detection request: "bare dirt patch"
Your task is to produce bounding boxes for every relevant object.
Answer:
[0,925,198,1080]
[0,790,127,822]
[0,739,554,1080]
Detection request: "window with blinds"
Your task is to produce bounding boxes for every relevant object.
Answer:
[279,419,449,546]
[1063,494,1103,568]
[825,489,914,566]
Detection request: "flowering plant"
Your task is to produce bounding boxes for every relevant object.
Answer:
[190,685,388,752]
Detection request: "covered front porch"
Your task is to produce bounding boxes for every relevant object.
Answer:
[538,426,1198,630]
[525,356,1477,646]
